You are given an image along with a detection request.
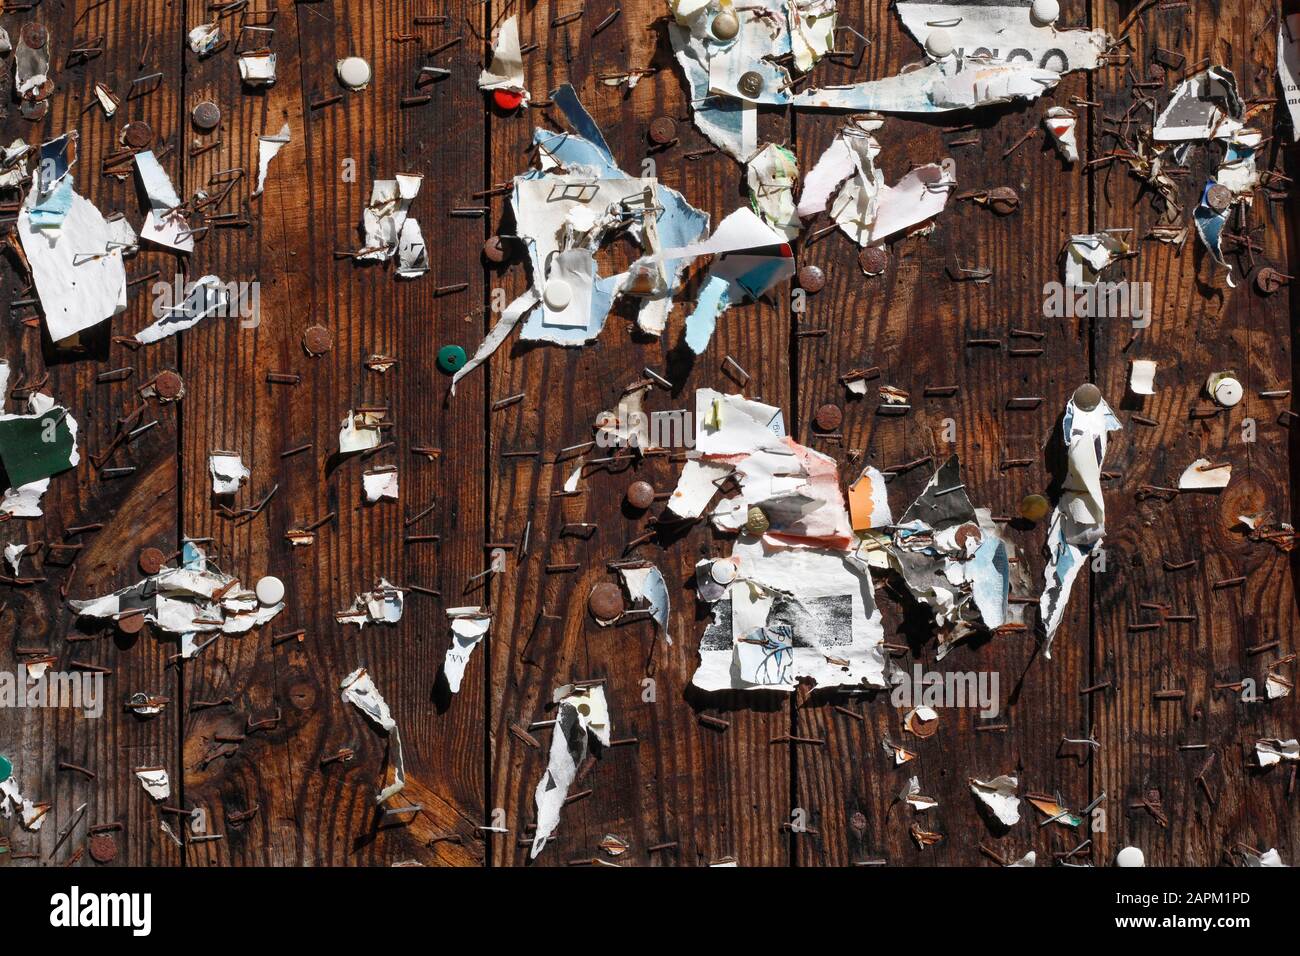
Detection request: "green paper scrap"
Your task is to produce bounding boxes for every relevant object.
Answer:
[0,408,77,487]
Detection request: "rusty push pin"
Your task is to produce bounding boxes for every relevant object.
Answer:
[482,236,511,264]
[648,116,678,146]
[625,480,656,510]
[813,403,842,431]
[588,582,625,622]
[138,547,165,575]
[1253,266,1289,295]
[798,265,826,293]
[859,246,889,275]
[302,324,332,355]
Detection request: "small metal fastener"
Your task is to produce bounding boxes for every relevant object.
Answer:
[814,403,842,431]
[153,370,183,400]
[859,246,889,275]
[1254,266,1288,294]
[138,547,165,576]
[626,480,655,510]
[302,325,332,355]
[21,23,49,50]
[798,265,826,293]
[88,832,117,864]
[1072,382,1102,410]
[588,582,625,621]
[711,10,740,41]
[483,236,511,263]
[121,121,153,149]
[192,101,221,131]
[1205,183,1233,212]
[737,70,764,98]
[745,506,770,535]
[648,116,677,145]
[1019,494,1050,521]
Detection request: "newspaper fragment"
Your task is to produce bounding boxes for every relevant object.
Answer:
[1040,391,1121,656]
[478,16,529,106]
[340,667,406,804]
[444,608,490,693]
[895,0,1110,73]
[531,685,612,858]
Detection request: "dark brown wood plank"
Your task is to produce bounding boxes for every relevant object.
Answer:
[0,0,184,866]
[1089,0,1300,866]
[486,2,794,866]
[179,1,486,866]
[791,2,1092,864]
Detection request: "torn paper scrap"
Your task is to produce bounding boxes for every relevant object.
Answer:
[444,609,489,694]
[252,122,290,198]
[793,57,1061,114]
[970,775,1021,826]
[19,179,128,342]
[1040,391,1122,655]
[1129,359,1157,395]
[1179,458,1231,491]
[68,542,283,639]
[1281,15,1300,142]
[1064,232,1128,289]
[694,541,887,692]
[239,51,276,86]
[357,173,423,270]
[135,769,171,801]
[362,469,399,503]
[0,399,79,488]
[0,776,48,830]
[338,408,385,454]
[450,290,539,396]
[134,150,193,253]
[1255,738,1299,767]
[618,564,672,644]
[798,118,882,219]
[895,1,1109,72]
[903,776,938,811]
[858,159,956,246]
[531,685,611,858]
[746,143,800,239]
[848,466,892,531]
[666,458,732,519]
[1243,847,1287,867]
[340,667,405,804]
[135,275,230,344]
[336,579,404,627]
[1154,66,1244,141]
[1193,181,1234,285]
[208,453,249,495]
[478,15,529,106]
[188,22,222,55]
[1043,106,1079,162]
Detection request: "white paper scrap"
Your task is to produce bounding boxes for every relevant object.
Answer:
[970,775,1021,826]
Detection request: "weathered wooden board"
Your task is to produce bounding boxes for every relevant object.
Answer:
[0,0,183,867]
[0,0,1294,869]
[485,0,794,867]
[1089,0,1299,866]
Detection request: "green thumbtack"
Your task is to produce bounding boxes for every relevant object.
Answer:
[0,755,12,784]
[437,345,467,374]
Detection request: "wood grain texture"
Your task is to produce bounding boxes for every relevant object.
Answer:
[0,0,183,867]
[0,0,1294,869]
[1089,0,1299,866]
[791,2,1092,865]
[485,0,794,867]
